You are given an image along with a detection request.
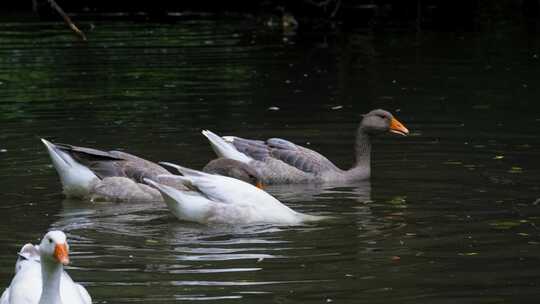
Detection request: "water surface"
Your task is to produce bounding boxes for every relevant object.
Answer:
[0,20,539,303]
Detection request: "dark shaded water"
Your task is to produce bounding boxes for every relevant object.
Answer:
[1,20,540,303]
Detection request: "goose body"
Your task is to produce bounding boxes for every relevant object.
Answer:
[41,139,262,202]
[202,109,409,184]
[146,163,323,225]
[1,231,91,304]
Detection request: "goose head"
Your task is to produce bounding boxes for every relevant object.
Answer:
[15,243,40,272]
[225,162,263,189]
[360,109,409,136]
[39,231,69,266]
[203,158,264,188]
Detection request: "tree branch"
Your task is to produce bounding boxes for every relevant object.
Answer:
[47,0,87,41]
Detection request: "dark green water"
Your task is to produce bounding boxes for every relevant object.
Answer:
[1,20,540,303]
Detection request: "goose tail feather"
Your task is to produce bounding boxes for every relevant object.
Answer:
[201,130,252,163]
[41,139,98,197]
[144,178,212,223]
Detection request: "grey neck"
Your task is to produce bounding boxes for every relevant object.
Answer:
[344,126,371,180]
[39,258,63,304]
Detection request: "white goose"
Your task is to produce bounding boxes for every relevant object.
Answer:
[145,162,325,225]
[1,231,91,304]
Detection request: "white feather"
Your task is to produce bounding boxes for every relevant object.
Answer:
[145,178,213,223]
[1,235,91,304]
[41,139,98,198]
[147,165,323,225]
[201,130,252,163]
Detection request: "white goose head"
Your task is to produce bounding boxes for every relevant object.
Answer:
[15,243,40,272]
[39,231,69,266]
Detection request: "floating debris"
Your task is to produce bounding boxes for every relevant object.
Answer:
[388,196,407,205]
[0,149,7,153]
[268,106,280,111]
[444,161,462,165]
[473,104,490,110]
[490,219,525,230]
[493,155,504,160]
[508,166,523,174]
[331,105,343,110]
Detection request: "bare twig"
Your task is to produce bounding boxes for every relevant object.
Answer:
[47,0,87,41]
[303,0,335,8]
[303,0,342,17]
[330,0,342,18]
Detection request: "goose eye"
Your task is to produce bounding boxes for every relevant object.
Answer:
[48,238,53,244]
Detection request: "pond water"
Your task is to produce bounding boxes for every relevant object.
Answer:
[0,19,540,303]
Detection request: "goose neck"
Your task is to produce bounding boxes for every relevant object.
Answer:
[39,258,63,304]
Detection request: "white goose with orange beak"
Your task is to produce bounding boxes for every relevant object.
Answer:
[0,231,91,304]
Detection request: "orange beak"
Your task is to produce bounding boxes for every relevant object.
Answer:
[389,117,409,136]
[54,243,69,265]
[256,181,264,189]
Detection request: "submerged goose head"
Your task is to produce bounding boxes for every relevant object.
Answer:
[39,231,69,266]
[202,158,263,189]
[360,109,409,136]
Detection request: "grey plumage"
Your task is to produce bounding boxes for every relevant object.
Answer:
[43,140,263,202]
[202,158,262,186]
[51,143,170,183]
[209,109,409,184]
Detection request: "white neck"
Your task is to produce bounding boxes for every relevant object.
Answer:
[39,258,63,304]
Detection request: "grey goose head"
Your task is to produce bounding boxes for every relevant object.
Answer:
[360,109,409,136]
[202,158,264,188]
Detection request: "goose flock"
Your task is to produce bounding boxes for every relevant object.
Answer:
[1,109,408,303]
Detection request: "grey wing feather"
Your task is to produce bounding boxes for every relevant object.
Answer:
[229,137,271,161]
[53,142,170,182]
[53,143,129,179]
[266,138,340,174]
[109,151,171,183]
[231,137,339,174]
[55,143,124,161]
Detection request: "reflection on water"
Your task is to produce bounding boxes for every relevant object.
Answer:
[1,19,540,303]
[45,183,388,303]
